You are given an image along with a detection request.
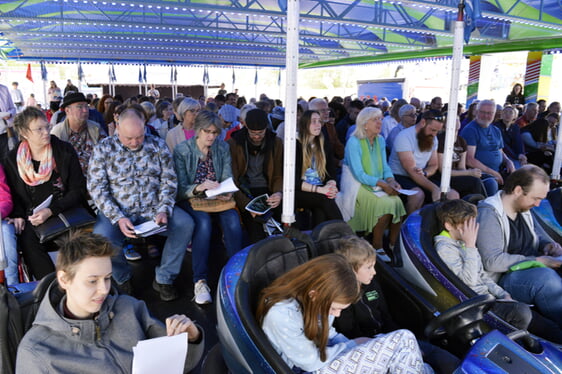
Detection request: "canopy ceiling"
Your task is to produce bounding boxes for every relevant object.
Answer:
[0,0,561,68]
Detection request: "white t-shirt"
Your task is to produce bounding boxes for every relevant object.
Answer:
[388,126,437,176]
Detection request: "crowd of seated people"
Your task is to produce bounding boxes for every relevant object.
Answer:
[0,83,560,372]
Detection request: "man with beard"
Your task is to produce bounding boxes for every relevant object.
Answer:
[336,99,364,144]
[461,100,515,195]
[477,165,562,329]
[229,109,283,242]
[388,110,459,214]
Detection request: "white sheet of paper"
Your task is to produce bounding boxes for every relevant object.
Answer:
[132,333,188,374]
[398,189,419,196]
[133,221,167,236]
[205,177,239,198]
[33,195,53,215]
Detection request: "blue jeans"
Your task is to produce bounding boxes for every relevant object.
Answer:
[178,201,242,283]
[1,221,18,285]
[93,206,194,285]
[499,267,562,327]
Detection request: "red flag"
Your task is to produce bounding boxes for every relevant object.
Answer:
[26,63,33,82]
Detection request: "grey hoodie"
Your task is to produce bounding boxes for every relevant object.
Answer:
[16,283,204,374]
[434,233,508,298]
[476,191,549,282]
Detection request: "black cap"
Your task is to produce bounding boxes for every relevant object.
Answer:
[245,109,268,130]
[60,92,87,109]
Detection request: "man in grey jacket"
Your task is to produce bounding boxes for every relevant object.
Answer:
[476,165,562,328]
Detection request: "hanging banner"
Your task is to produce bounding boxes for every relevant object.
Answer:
[537,54,553,102]
[524,51,542,104]
[466,55,480,106]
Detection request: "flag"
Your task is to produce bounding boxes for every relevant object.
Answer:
[143,64,147,83]
[111,64,117,82]
[277,68,281,86]
[203,66,209,85]
[254,68,258,85]
[138,67,143,83]
[174,67,177,83]
[78,63,85,81]
[232,68,235,86]
[464,0,482,44]
[26,63,33,83]
[40,61,48,81]
[170,65,174,83]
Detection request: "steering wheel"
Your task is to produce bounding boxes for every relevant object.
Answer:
[425,294,496,341]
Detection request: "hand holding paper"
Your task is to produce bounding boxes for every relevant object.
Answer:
[132,333,187,374]
[205,177,239,198]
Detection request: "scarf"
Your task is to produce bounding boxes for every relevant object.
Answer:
[360,137,383,177]
[16,140,55,186]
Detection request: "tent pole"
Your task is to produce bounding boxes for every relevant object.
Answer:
[440,2,465,198]
[551,121,562,181]
[281,0,299,225]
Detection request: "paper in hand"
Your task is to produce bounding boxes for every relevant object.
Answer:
[205,177,239,198]
[33,195,53,215]
[132,333,188,374]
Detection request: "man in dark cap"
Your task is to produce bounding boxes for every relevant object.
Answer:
[228,108,284,242]
[52,92,106,175]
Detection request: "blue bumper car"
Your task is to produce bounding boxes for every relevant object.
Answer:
[216,221,562,373]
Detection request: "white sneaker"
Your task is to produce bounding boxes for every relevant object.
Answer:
[194,280,212,304]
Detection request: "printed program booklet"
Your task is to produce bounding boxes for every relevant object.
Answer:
[245,194,272,215]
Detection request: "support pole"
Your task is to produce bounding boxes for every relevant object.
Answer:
[281,0,299,225]
[440,2,465,197]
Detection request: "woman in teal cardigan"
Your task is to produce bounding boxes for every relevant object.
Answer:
[339,107,406,257]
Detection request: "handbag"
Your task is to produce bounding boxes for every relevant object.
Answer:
[32,207,96,244]
[189,197,236,213]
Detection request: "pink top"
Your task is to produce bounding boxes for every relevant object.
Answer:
[183,129,195,140]
[0,165,13,218]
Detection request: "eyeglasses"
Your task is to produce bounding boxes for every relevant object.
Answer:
[201,128,220,136]
[29,125,52,134]
[70,104,89,111]
[404,113,417,118]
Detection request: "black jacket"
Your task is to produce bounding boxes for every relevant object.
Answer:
[2,135,87,218]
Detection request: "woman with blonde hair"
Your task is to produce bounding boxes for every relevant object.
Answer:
[295,110,342,227]
[338,107,406,257]
[257,254,430,374]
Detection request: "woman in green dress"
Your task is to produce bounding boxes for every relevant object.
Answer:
[337,107,406,260]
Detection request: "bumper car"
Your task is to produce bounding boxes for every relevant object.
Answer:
[216,221,562,374]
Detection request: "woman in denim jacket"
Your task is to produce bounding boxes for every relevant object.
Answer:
[174,110,242,305]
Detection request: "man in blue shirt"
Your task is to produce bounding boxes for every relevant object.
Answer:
[460,100,515,189]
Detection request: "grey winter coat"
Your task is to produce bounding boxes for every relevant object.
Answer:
[16,283,204,374]
[476,191,550,282]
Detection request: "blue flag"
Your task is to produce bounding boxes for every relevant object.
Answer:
[254,69,258,85]
[277,69,281,86]
[170,65,174,83]
[111,65,117,82]
[143,64,147,83]
[40,61,48,81]
[174,67,178,83]
[464,0,482,44]
[232,68,236,86]
[78,63,84,81]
